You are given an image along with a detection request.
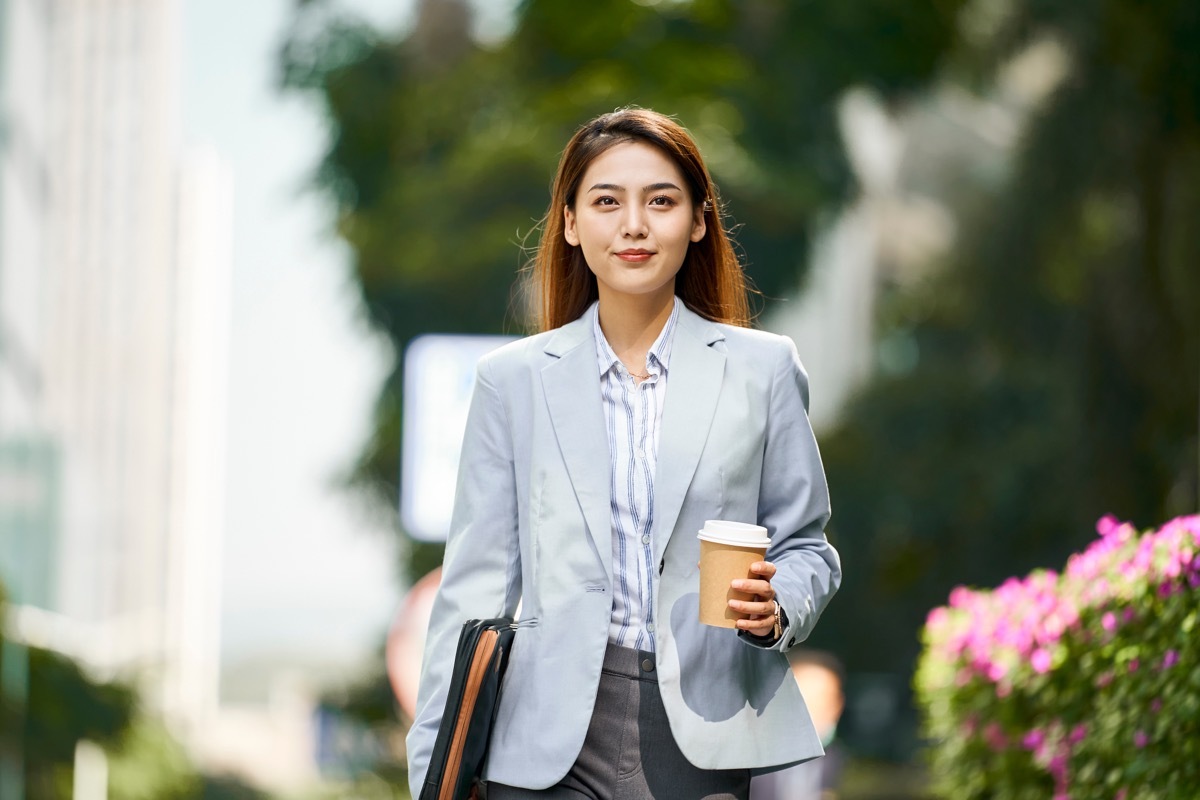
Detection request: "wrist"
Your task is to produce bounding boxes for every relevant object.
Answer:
[744,600,783,644]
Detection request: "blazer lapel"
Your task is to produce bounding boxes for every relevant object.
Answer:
[541,312,614,583]
[652,307,726,568]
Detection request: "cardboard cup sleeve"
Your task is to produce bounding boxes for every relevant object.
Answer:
[698,539,768,628]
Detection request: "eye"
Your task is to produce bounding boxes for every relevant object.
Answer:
[593,196,618,206]
[649,195,677,207]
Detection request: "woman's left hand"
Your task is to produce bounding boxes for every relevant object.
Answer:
[730,561,779,638]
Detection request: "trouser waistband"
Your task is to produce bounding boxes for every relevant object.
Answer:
[602,642,658,682]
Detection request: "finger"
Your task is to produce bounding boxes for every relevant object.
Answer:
[728,598,776,616]
[748,561,777,579]
[731,579,775,598]
[737,616,776,636]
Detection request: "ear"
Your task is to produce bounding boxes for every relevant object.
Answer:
[563,204,580,246]
[690,203,707,243]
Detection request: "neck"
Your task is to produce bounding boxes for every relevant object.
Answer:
[596,286,677,356]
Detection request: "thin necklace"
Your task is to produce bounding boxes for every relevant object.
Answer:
[623,363,650,380]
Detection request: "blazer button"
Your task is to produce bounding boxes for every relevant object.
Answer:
[640,658,655,673]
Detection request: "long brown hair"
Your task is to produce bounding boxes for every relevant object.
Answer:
[528,108,752,332]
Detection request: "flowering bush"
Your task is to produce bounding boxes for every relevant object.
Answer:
[915,515,1200,799]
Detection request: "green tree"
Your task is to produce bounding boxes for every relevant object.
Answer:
[808,0,1200,692]
[1,585,263,799]
[1,585,135,798]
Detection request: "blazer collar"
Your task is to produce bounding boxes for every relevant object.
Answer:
[541,306,611,581]
[542,305,596,358]
[542,300,725,358]
[651,306,726,567]
[540,300,728,584]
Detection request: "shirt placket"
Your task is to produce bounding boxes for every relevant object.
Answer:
[636,367,659,647]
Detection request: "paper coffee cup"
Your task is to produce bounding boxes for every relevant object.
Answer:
[697,520,771,628]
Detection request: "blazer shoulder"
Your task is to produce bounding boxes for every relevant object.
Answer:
[716,324,799,366]
[477,330,555,381]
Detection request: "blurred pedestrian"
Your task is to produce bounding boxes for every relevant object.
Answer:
[750,650,847,800]
[407,107,841,800]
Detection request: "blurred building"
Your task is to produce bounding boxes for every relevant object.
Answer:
[0,0,230,743]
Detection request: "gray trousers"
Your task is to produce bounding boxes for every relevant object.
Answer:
[488,643,750,800]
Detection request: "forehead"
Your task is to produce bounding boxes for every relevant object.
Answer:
[581,140,688,187]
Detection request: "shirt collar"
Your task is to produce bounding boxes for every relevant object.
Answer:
[592,296,682,378]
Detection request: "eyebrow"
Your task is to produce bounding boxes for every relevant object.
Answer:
[586,182,684,193]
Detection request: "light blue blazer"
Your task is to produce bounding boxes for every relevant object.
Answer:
[407,302,841,794]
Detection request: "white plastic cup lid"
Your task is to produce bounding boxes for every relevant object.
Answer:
[697,520,770,548]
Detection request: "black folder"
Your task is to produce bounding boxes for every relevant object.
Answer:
[420,617,517,800]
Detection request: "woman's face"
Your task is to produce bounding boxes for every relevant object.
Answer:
[564,141,706,306]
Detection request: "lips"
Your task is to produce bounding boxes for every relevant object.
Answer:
[615,249,655,263]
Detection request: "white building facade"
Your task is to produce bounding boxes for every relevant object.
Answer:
[0,0,229,741]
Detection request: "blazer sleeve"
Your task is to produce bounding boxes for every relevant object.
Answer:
[406,355,523,797]
[743,335,841,652]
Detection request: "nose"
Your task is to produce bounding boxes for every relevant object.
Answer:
[620,204,648,239]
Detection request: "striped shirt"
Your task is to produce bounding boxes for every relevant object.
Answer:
[592,297,681,652]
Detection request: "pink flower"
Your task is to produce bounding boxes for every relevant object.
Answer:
[1068,723,1087,744]
[1162,650,1180,670]
[1134,730,1149,748]
[949,586,974,608]
[926,606,949,630]
[1023,728,1046,751]
[1101,611,1117,632]
[1115,790,1128,800]
[1031,648,1053,674]
[1128,658,1139,673]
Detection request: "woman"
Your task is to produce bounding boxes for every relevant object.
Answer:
[407,108,841,800]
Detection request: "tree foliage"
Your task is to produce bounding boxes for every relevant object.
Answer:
[0,586,265,799]
[0,585,135,798]
[809,0,1200,687]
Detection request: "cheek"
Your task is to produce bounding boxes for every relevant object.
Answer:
[577,218,616,253]
[665,215,700,246]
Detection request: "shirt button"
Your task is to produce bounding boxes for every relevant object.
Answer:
[641,658,655,672]
[647,622,655,633]
[641,534,650,545]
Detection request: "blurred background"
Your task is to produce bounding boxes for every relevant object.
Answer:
[0,0,1196,798]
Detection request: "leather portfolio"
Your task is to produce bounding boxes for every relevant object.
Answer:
[419,617,517,800]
